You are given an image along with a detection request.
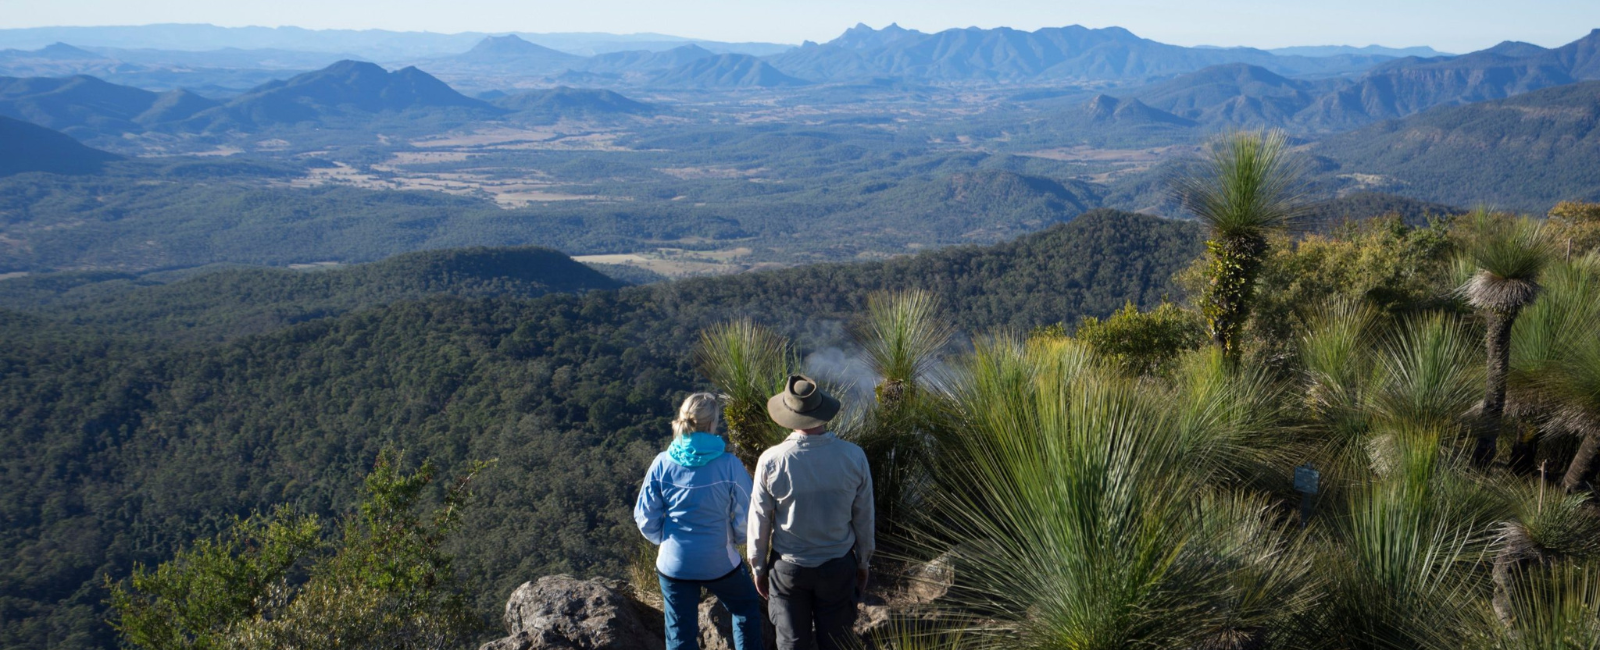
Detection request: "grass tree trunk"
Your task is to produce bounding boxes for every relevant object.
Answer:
[1201,234,1268,359]
[1474,309,1519,466]
[1563,431,1600,492]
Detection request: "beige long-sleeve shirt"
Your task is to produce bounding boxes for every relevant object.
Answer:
[747,432,874,576]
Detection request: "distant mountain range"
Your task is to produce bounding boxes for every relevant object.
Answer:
[0,59,656,142]
[1267,44,1452,58]
[489,86,653,119]
[0,24,791,60]
[178,60,493,132]
[765,23,1398,84]
[1088,29,1600,131]
[416,35,586,78]
[649,53,809,88]
[1314,80,1600,210]
[0,115,119,175]
[0,23,1456,93]
[0,74,215,135]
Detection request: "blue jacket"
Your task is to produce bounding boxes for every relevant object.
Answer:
[633,432,754,580]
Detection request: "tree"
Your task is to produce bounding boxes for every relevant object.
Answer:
[847,290,953,542]
[108,450,489,650]
[1457,210,1550,466]
[1074,301,1205,376]
[1175,130,1305,359]
[695,319,795,470]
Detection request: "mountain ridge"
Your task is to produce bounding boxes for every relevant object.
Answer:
[1314,80,1600,210]
[0,115,120,176]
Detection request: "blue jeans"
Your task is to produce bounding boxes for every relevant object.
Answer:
[659,564,764,650]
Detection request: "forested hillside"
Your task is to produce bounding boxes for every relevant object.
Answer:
[0,116,118,176]
[0,246,622,341]
[0,209,1201,649]
[1316,81,1600,210]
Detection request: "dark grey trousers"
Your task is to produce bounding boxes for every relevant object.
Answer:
[768,555,858,650]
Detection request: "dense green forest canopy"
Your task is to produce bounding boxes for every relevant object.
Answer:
[0,246,622,341]
[0,209,1200,649]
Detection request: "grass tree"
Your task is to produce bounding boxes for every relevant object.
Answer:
[1510,253,1600,491]
[856,289,954,408]
[848,290,954,541]
[922,338,1311,650]
[1540,333,1600,493]
[1320,435,1507,650]
[1457,210,1550,466]
[694,319,795,470]
[1176,130,1305,359]
[1484,561,1600,649]
[1489,481,1600,629]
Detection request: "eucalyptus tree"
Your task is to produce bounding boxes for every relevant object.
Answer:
[1176,130,1306,359]
[1457,210,1550,466]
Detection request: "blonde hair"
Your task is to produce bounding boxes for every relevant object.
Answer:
[673,393,721,437]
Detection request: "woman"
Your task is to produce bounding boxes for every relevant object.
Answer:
[634,393,763,650]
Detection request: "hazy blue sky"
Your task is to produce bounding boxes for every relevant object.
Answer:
[1,0,1596,52]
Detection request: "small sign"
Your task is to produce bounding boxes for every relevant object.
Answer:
[1294,464,1320,495]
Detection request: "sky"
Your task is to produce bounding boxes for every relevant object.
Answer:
[1,0,1597,53]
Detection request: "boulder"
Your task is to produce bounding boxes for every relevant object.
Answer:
[699,599,777,650]
[903,553,956,605]
[854,604,893,640]
[480,575,663,650]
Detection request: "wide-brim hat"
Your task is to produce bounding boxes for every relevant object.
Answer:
[766,374,840,430]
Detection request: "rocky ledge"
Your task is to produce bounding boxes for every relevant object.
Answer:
[480,556,957,650]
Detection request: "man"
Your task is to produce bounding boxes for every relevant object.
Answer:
[747,375,874,650]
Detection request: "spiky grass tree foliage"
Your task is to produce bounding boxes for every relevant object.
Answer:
[1370,314,1485,432]
[1512,254,1600,491]
[925,338,1311,650]
[1489,482,1600,629]
[1540,334,1600,493]
[858,290,954,408]
[1322,462,1505,650]
[1457,210,1550,466]
[1318,421,1509,650]
[1299,299,1383,477]
[848,290,955,542]
[1168,346,1296,487]
[1177,130,1305,359]
[694,319,794,470]
[1485,561,1600,649]
[1297,306,1483,487]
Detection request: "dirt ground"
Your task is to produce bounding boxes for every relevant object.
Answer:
[575,247,779,278]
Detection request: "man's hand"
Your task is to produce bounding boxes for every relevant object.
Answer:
[754,572,769,600]
[856,568,870,602]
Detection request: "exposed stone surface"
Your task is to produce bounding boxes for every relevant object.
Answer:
[903,553,956,605]
[854,603,893,639]
[481,572,926,650]
[480,575,663,650]
[698,599,778,650]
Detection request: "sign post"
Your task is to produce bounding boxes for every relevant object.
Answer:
[1294,464,1320,529]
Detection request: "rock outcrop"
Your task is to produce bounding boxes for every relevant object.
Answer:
[698,599,777,650]
[480,562,955,650]
[480,576,663,650]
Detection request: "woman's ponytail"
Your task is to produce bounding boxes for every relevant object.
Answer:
[674,393,721,437]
